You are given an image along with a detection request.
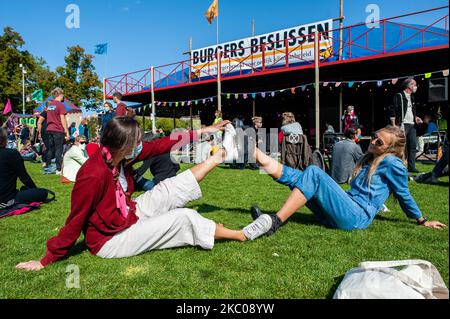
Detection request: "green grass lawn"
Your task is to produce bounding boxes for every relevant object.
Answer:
[0,161,448,299]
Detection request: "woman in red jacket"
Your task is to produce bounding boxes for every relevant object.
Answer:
[16,117,270,271]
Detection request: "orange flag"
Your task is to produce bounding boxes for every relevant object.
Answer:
[205,0,219,24]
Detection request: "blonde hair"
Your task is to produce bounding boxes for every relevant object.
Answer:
[215,110,222,118]
[51,87,64,98]
[252,117,263,124]
[351,126,406,186]
[282,112,296,126]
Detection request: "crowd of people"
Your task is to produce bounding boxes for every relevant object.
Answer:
[0,81,446,272]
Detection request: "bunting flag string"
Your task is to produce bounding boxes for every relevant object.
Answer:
[149,70,446,108]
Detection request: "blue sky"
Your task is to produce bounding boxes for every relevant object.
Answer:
[0,0,447,80]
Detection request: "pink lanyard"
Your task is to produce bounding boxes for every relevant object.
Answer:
[102,147,128,219]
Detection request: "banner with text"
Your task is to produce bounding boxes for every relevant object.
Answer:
[191,19,334,78]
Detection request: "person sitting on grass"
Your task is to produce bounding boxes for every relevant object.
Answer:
[247,125,446,240]
[0,128,50,212]
[16,118,267,271]
[133,132,181,192]
[61,135,88,184]
[414,131,449,185]
[331,128,364,184]
[19,139,38,162]
[86,136,100,157]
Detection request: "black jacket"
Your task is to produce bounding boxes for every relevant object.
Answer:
[389,91,417,126]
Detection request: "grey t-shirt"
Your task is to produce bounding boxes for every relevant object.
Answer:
[331,139,364,184]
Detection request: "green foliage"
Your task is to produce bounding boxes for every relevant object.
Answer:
[0,27,102,114]
[54,46,102,107]
[134,117,199,133]
[0,162,447,298]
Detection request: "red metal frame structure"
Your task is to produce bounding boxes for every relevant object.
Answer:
[105,6,449,99]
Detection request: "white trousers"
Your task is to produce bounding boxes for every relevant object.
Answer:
[97,170,216,259]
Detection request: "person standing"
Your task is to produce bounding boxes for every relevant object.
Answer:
[45,88,70,175]
[101,102,116,133]
[389,78,423,173]
[112,92,134,118]
[342,106,359,134]
[37,103,50,168]
[78,120,90,143]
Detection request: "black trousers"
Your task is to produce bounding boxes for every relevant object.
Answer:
[15,188,49,205]
[404,124,418,170]
[46,132,65,170]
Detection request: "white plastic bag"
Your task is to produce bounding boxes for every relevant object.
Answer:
[334,260,449,299]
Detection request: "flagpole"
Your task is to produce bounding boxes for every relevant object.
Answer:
[216,2,221,111]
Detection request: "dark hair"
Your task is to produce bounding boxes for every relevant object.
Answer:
[0,127,7,148]
[142,132,157,142]
[345,127,358,139]
[402,78,415,90]
[113,92,123,100]
[104,102,113,109]
[100,117,142,155]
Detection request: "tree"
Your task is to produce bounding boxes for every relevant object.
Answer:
[55,46,102,106]
[0,28,103,115]
[0,27,36,113]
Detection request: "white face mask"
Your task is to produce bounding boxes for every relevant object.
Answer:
[412,86,418,94]
[79,144,86,151]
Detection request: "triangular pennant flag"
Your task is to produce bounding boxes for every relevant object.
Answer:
[361,81,366,85]
[291,88,296,94]
[235,94,239,99]
[169,102,173,107]
[271,92,275,97]
[425,73,432,79]
[202,99,206,104]
[323,82,329,87]
[252,93,256,99]
[210,98,214,102]
[226,93,231,99]
[443,69,449,77]
[181,102,185,106]
[335,82,341,87]
[261,92,266,98]
[280,89,286,93]
[377,81,383,87]
[187,101,191,106]
[392,78,398,85]
[2,99,12,115]
[163,102,167,107]
[348,82,354,88]
[301,85,307,91]
[195,100,198,105]
[175,102,179,107]
[243,94,248,99]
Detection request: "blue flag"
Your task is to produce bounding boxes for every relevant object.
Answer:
[95,43,108,55]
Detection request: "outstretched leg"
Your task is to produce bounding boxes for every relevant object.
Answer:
[190,148,226,182]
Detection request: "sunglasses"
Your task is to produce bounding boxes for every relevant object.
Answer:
[371,135,385,147]
[79,141,87,145]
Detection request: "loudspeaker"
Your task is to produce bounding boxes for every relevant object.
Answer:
[428,77,448,103]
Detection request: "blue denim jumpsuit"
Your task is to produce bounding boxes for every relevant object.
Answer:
[277,155,422,230]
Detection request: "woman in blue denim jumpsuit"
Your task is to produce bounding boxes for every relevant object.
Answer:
[250,126,446,238]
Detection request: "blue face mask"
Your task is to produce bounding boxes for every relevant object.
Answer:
[125,142,143,160]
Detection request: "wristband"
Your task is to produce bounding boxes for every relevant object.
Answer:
[418,218,428,226]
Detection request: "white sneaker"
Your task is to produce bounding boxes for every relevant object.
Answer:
[243,214,273,241]
[56,170,62,176]
[222,124,238,163]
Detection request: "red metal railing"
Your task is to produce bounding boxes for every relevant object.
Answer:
[104,5,449,98]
